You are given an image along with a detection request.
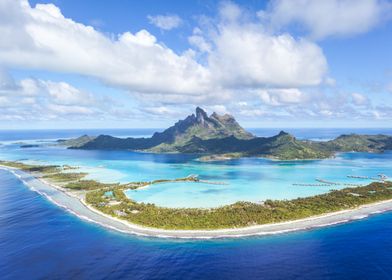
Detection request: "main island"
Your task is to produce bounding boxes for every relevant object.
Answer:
[1,107,392,238]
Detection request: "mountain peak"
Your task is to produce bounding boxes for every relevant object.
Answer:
[195,107,208,124]
[147,107,254,147]
[278,131,289,136]
[274,131,295,141]
[195,106,206,114]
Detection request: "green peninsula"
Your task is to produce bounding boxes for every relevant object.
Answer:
[1,160,392,230]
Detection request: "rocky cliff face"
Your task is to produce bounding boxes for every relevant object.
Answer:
[149,107,253,147]
[70,107,253,152]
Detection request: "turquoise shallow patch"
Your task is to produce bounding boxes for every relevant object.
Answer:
[104,191,113,197]
[0,139,391,208]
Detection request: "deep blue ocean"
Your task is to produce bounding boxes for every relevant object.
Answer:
[1,128,392,279]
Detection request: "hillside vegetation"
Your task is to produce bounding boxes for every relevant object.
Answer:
[65,107,392,160]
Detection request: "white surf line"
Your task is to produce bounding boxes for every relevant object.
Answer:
[2,165,392,239]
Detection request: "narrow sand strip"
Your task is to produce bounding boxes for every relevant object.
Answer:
[2,165,392,239]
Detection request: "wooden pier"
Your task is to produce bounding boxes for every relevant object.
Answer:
[198,180,228,185]
[347,174,388,181]
[186,174,228,185]
[292,183,331,187]
[293,177,369,187]
[347,175,372,179]
[315,178,339,185]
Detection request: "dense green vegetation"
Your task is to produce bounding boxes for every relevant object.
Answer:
[3,160,392,230]
[0,160,61,173]
[69,107,254,152]
[0,161,92,184]
[66,107,392,160]
[0,161,199,191]
[86,181,392,230]
[63,176,199,191]
[65,180,119,190]
[56,135,95,148]
[324,134,392,153]
[43,172,88,182]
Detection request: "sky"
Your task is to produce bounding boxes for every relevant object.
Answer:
[0,0,392,129]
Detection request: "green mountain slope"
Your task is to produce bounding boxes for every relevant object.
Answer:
[67,108,392,160]
[176,131,333,160]
[74,107,253,152]
[57,135,95,148]
[325,134,392,152]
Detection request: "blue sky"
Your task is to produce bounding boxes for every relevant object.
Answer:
[1,0,392,129]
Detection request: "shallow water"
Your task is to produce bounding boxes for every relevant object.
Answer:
[1,128,392,279]
[0,129,391,208]
[1,170,392,279]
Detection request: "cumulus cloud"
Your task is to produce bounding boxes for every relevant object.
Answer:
[187,1,328,89]
[0,0,328,99]
[147,14,182,30]
[2,0,384,124]
[265,0,392,39]
[0,0,210,96]
[208,23,327,88]
[210,86,383,122]
[43,81,96,106]
[0,70,108,121]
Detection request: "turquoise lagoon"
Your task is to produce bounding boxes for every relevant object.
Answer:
[2,129,392,280]
[1,134,391,208]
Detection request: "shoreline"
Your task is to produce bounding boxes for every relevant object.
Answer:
[2,165,392,239]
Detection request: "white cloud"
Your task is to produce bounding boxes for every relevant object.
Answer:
[373,105,392,119]
[0,68,18,91]
[43,81,95,106]
[372,110,382,119]
[238,101,248,107]
[46,104,95,115]
[0,0,210,96]
[207,105,228,114]
[20,97,36,105]
[325,77,336,87]
[351,92,369,106]
[204,2,328,88]
[19,79,40,96]
[265,0,392,39]
[6,1,383,124]
[0,0,328,101]
[258,88,307,106]
[188,28,212,53]
[218,1,242,22]
[207,86,382,121]
[147,14,182,30]
[0,96,10,107]
[143,106,176,115]
[0,71,107,121]
[238,108,266,117]
[119,30,157,46]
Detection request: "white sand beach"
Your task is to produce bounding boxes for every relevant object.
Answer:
[2,165,392,239]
